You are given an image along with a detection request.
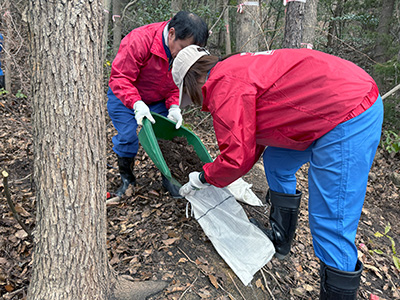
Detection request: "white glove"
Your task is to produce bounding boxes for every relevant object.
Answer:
[167,105,183,129]
[134,100,155,125]
[179,171,210,197]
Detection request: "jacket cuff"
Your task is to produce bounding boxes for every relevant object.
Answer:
[199,171,207,184]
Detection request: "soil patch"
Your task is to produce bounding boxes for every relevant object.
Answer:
[158,136,204,185]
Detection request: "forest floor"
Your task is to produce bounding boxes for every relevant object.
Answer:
[1,94,400,300]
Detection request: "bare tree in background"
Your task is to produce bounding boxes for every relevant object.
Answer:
[171,0,183,16]
[302,0,319,49]
[112,0,123,58]
[236,1,259,52]
[27,0,166,298]
[283,0,306,48]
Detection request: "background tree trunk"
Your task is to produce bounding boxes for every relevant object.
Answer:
[327,0,342,49]
[171,0,183,16]
[283,1,305,48]
[3,0,12,91]
[302,0,319,49]
[236,1,259,52]
[27,1,111,299]
[373,0,395,63]
[103,0,112,60]
[224,2,232,55]
[112,0,122,58]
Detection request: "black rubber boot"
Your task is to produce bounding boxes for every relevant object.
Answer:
[161,174,182,198]
[320,259,363,300]
[115,156,136,197]
[265,189,302,259]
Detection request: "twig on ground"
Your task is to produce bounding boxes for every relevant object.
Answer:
[178,276,198,300]
[2,170,33,241]
[262,267,284,292]
[0,101,32,134]
[194,114,211,130]
[177,247,237,299]
[260,268,276,300]
[227,272,247,300]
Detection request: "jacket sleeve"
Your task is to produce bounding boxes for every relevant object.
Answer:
[164,82,180,108]
[108,33,149,109]
[202,79,265,187]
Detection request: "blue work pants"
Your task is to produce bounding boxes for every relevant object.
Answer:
[107,88,168,158]
[263,96,383,271]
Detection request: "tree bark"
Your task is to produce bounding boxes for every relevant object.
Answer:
[283,1,305,49]
[373,0,395,63]
[236,1,259,52]
[3,0,12,91]
[327,0,342,49]
[103,0,112,61]
[171,0,183,16]
[112,0,122,58]
[27,1,167,298]
[224,2,232,54]
[27,0,110,299]
[302,0,319,49]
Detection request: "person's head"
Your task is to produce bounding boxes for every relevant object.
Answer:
[172,45,219,106]
[167,11,209,58]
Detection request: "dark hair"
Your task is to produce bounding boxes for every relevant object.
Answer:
[184,55,219,105]
[168,11,209,47]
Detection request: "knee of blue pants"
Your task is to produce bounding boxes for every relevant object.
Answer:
[107,88,170,157]
[263,146,311,194]
[107,88,139,157]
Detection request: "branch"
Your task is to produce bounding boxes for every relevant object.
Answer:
[382,82,400,100]
[2,170,33,241]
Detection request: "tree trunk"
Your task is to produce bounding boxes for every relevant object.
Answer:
[283,1,305,49]
[3,0,12,91]
[327,0,342,49]
[27,1,166,299]
[171,0,183,16]
[236,1,259,52]
[112,0,122,58]
[373,0,395,63]
[103,0,112,61]
[224,2,232,54]
[27,0,110,299]
[302,0,319,49]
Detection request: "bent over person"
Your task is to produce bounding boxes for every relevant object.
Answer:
[172,45,383,299]
[107,12,208,197]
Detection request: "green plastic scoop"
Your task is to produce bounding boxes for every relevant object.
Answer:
[138,112,213,188]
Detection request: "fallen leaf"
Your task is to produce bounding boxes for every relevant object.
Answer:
[162,238,179,246]
[208,274,219,289]
[15,229,28,239]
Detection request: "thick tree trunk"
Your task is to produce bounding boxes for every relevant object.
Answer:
[236,1,259,52]
[283,1,305,48]
[27,1,110,299]
[302,0,319,49]
[27,1,167,299]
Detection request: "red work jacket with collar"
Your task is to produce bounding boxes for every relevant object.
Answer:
[201,49,379,187]
[109,21,179,109]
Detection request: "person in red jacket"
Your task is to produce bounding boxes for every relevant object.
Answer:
[172,45,383,299]
[107,12,208,197]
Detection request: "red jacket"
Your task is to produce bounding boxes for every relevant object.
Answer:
[109,21,179,109]
[201,49,379,187]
